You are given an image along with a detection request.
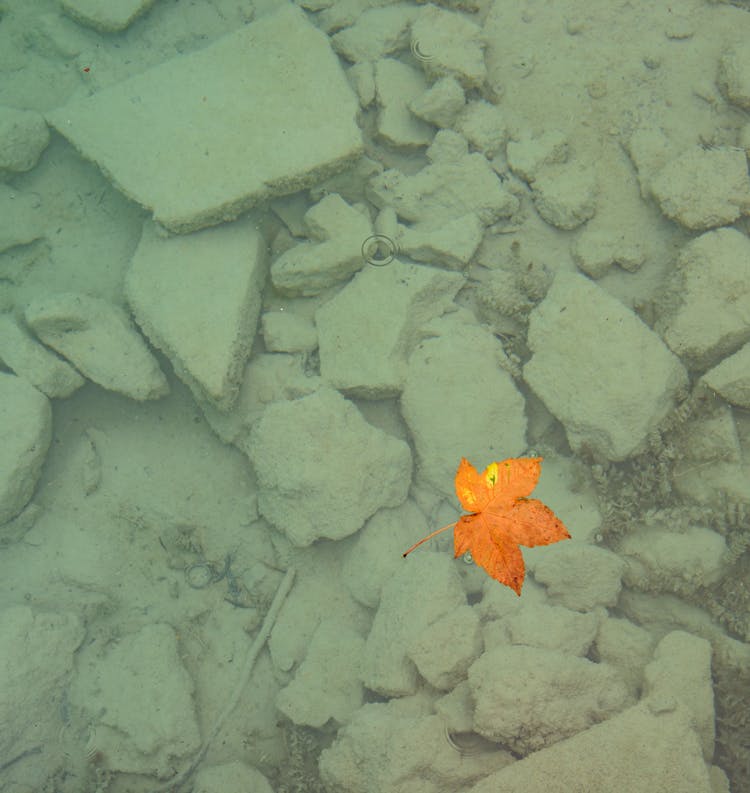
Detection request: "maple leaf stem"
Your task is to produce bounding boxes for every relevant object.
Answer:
[402,523,456,558]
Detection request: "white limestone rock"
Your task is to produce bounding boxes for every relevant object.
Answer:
[320,703,511,793]
[270,193,371,296]
[409,75,466,128]
[0,373,52,525]
[622,123,676,199]
[454,100,508,157]
[397,213,484,268]
[316,259,464,397]
[658,228,750,370]
[502,602,600,657]
[407,604,483,690]
[435,680,475,734]
[267,546,371,674]
[702,342,750,408]
[469,644,632,754]
[411,4,487,89]
[364,552,466,696]
[524,272,688,461]
[25,292,168,401]
[595,616,656,696]
[531,161,598,230]
[0,607,84,789]
[402,314,527,497]
[276,619,365,728]
[126,218,266,411]
[506,130,570,184]
[331,4,416,63]
[619,590,750,674]
[717,44,750,110]
[247,387,411,546]
[618,525,727,593]
[533,544,626,611]
[671,403,741,466]
[0,106,49,173]
[343,500,429,609]
[650,147,750,231]
[522,453,602,546]
[368,130,518,225]
[348,61,376,107]
[643,631,714,761]
[260,311,317,353]
[0,313,84,398]
[71,623,200,778]
[60,0,155,32]
[572,228,645,278]
[270,192,312,238]
[204,354,320,451]
[374,58,434,148]
[46,6,362,233]
[671,459,750,510]
[469,703,714,793]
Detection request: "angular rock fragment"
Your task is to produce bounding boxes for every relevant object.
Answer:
[25,292,168,401]
[524,272,687,460]
[247,388,411,546]
[127,219,266,411]
[0,373,52,525]
[270,193,370,297]
[650,147,750,231]
[658,228,750,370]
[0,106,49,174]
[316,259,464,397]
[0,313,84,398]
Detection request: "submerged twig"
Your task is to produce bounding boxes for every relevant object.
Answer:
[153,567,296,792]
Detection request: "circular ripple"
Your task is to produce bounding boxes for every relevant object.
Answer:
[361,234,398,267]
[410,38,434,63]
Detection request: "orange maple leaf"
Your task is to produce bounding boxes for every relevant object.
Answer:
[402,457,571,595]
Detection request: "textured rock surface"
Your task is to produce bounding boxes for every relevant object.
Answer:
[277,619,365,727]
[71,623,200,778]
[126,218,266,411]
[651,147,750,230]
[469,644,632,754]
[364,553,466,696]
[60,0,156,32]
[658,228,750,370]
[320,701,511,793]
[247,388,411,546]
[401,315,527,497]
[469,704,714,793]
[25,292,168,401]
[270,193,371,296]
[524,272,687,460]
[0,106,49,173]
[0,607,84,789]
[0,314,83,398]
[0,373,52,525]
[643,631,715,760]
[316,259,464,397]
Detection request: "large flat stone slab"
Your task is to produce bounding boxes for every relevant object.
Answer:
[46,5,362,233]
